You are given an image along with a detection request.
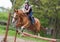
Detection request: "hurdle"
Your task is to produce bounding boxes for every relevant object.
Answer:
[22,32,56,42]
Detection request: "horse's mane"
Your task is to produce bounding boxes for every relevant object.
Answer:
[18,9,28,17]
[17,9,30,25]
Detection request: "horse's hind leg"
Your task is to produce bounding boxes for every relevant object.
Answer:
[38,32,40,36]
[34,30,40,36]
[33,30,38,35]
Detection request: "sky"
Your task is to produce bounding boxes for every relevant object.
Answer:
[0,0,12,9]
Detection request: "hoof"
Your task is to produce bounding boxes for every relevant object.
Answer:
[18,32,20,35]
[17,30,22,35]
[20,33,24,37]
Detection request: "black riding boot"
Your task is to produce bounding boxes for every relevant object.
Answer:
[30,17,34,24]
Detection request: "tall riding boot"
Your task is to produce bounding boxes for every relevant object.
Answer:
[31,17,34,24]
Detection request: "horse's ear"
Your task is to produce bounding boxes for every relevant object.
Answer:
[14,9,18,12]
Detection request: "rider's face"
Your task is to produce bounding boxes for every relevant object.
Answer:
[25,3,27,5]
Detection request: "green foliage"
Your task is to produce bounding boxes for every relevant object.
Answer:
[0,12,8,21]
[10,0,25,9]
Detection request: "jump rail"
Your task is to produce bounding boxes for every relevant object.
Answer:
[22,32,56,42]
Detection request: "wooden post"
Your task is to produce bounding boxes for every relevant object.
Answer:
[3,13,11,42]
[14,30,18,42]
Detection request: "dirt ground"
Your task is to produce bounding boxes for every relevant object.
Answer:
[0,36,35,42]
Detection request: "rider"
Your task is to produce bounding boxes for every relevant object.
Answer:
[24,1,34,24]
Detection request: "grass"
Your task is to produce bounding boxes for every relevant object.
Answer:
[0,25,49,42]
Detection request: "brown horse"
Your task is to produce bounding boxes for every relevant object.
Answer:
[12,9,41,35]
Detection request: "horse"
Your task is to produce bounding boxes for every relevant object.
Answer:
[12,9,41,35]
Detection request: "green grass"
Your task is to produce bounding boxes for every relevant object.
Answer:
[0,25,49,42]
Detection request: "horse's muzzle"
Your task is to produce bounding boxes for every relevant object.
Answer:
[12,19,15,23]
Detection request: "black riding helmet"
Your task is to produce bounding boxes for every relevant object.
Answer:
[25,1,29,5]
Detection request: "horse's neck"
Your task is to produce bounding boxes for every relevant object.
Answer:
[18,10,29,22]
[21,13,28,19]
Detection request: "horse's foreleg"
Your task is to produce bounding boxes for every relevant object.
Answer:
[20,22,29,36]
[20,22,29,32]
[21,26,25,32]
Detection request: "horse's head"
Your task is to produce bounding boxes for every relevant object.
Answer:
[12,9,19,23]
[12,9,24,23]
